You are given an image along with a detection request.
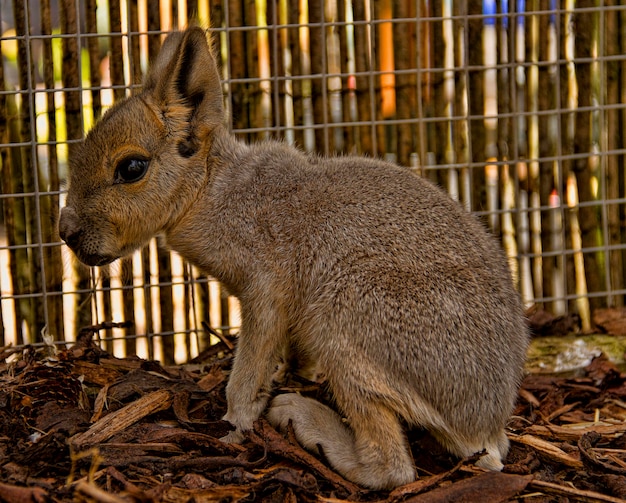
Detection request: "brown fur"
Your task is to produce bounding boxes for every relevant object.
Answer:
[59,28,529,490]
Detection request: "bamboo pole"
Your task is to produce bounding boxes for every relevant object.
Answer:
[12,0,39,343]
[40,0,64,342]
[456,1,471,210]
[605,0,624,307]
[0,22,15,345]
[109,0,139,355]
[549,190,566,315]
[444,0,458,201]
[4,95,25,344]
[546,2,566,316]
[465,0,485,199]
[378,0,396,162]
[567,173,591,331]
[497,2,520,285]
[512,1,534,306]
[59,0,95,336]
[483,0,498,230]
[621,2,626,301]
[392,0,416,167]
[527,0,545,311]
[353,0,374,156]
[279,0,295,146]
[226,0,249,139]
[415,0,432,178]
[256,0,272,139]
[344,0,360,155]
[308,0,326,152]
[325,0,343,153]
[92,0,111,353]
[562,0,583,317]
[293,0,313,152]
[572,0,602,311]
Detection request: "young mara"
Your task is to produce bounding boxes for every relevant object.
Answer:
[59,27,529,490]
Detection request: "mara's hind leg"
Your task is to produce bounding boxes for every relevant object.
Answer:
[267,393,415,490]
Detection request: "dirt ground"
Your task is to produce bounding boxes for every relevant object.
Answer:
[2,311,626,503]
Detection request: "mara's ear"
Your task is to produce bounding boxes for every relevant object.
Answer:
[144,27,224,156]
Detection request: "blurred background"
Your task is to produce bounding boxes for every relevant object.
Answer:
[0,0,625,364]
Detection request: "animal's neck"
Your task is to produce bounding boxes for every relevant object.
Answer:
[162,127,253,293]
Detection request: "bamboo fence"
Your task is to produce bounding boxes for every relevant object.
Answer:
[0,1,624,362]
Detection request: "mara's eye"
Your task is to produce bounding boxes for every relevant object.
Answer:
[114,157,149,183]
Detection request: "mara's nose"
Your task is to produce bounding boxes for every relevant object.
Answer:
[58,206,82,249]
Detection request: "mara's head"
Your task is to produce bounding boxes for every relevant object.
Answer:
[59,27,223,267]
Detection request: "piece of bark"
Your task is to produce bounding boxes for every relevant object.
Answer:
[594,308,626,336]
[530,479,626,503]
[161,484,252,502]
[71,360,122,387]
[595,475,626,499]
[74,480,128,503]
[166,451,265,472]
[509,434,583,468]
[527,308,581,336]
[70,389,172,449]
[386,456,467,502]
[579,431,626,475]
[0,482,47,503]
[586,354,623,387]
[196,364,226,391]
[401,472,532,503]
[527,422,626,442]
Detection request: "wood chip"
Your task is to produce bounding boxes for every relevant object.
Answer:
[70,389,172,449]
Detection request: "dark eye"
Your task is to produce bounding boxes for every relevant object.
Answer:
[114,157,149,183]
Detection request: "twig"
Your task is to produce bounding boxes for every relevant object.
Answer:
[529,479,626,503]
[202,321,235,351]
[249,418,361,496]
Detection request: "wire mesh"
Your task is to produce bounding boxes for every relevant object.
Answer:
[0,1,625,362]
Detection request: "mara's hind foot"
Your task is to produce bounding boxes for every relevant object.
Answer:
[267,393,415,490]
[432,427,509,471]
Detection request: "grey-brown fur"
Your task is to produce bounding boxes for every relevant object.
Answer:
[59,27,529,490]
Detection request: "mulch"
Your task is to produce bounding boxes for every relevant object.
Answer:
[2,319,626,503]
